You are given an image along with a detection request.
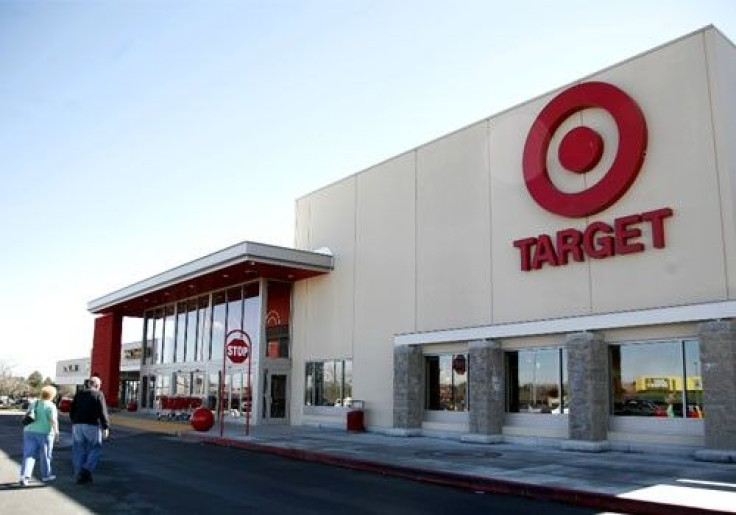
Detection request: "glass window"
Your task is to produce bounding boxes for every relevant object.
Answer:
[155,374,171,409]
[227,372,250,418]
[143,312,155,365]
[507,348,567,414]
[185,300,198,363]
[684,340,704,418]
[266,326,289,358]
[304,359,353,407]
[163,305,175,364]
[611,340,703,419]
[197,296,210,362]
[175,302,187,363]
[141,375,155,409]
[305,363,315,406]
[425,354,469,411]
[224,373,233,414]
[226,287,244,335]
[266,282,291,358]
[174,372,190,396]
[153,309,164,364]
[244,286,260,354]
[192,372,205,397]
[207,372,220,412]
[324,361,343,406]
[343,360,353,402]
[210,291,227,361]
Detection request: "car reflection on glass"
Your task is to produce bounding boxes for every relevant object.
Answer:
[617,400,660,416]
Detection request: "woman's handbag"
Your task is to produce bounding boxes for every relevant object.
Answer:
[21,401,37,426]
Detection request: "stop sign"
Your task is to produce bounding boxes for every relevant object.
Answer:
[226,338,250,364]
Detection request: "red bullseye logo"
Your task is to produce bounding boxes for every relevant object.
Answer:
[522,81,647,218]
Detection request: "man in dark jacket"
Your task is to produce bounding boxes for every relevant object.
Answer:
[69,376,110,484]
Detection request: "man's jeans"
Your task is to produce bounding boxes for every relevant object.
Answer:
[20,431,54,480]
[72,424,103,476]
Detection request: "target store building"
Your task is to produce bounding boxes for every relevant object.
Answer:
[88,26,736,459]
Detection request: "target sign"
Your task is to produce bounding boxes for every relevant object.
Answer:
[522,81,647,218]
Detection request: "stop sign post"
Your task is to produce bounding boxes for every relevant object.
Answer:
[221,329,252,437]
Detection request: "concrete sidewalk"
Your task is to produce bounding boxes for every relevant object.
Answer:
[110,413,736,514]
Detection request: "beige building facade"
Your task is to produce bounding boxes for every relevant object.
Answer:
[290,26,736,457]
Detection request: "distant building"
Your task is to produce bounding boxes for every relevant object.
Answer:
[55,358,90,393]
[55,341,140,406]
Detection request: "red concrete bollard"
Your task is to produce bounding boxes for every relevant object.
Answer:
[190,407,215,432]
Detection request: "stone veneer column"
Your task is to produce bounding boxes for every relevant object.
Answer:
[562,331,609,452]
[461,339,504,444]
[391,345,424,436]
[694,319,736,463]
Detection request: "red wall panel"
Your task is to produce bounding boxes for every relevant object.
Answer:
[91,312,122,408]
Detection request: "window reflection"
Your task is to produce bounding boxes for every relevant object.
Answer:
[153,309,164,364]
[197,296,210,362]
[210,291,227,361]
[185,300,197,362]
[506,348,567,414]
[223,372,251,418]
[243,286,259,353]
[143,314,155,365]
[425,354,468,412]
[155,374,170,409]
[174,372,190,396]
[141,375,155,409]
[192,372,205,397]
[207,372,220,413]
[226,287,243,336]
[175,302,187,363]
[163,305,175,363]
[266,282,291,358]
[611,340,703,418]
[304,360,353,407]
[684,340,704,418]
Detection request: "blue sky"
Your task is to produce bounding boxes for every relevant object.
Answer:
[1,1,735,380]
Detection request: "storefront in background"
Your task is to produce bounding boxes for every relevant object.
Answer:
[88,26,736,460]
[55,341,141,406]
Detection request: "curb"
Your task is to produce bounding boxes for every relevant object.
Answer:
[185,433,724,515]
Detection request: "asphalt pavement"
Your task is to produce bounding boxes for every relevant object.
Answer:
[106,412,736,515]
[3,409,736,514]
[0,411,595,514]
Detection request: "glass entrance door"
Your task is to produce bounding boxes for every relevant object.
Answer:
[262,370,288,424]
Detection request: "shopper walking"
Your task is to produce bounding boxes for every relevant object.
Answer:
[69,376,110,484]
[20,385,60,486]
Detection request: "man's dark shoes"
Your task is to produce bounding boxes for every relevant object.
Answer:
[76,468,93,484]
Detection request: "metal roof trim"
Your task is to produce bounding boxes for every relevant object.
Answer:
[87,240,333,313]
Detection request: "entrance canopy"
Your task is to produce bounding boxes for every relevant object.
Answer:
[87,241,333,317]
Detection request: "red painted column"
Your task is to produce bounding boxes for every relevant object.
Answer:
[91,312,123,408]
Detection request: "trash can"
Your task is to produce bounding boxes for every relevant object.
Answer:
[346,400,365,432]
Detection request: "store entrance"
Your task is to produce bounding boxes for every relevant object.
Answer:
[262,369,288,424]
